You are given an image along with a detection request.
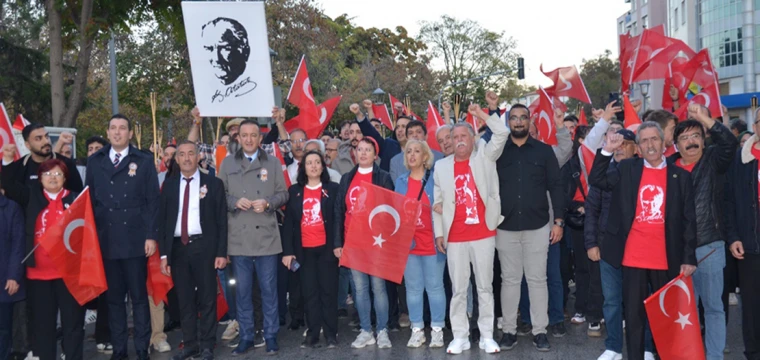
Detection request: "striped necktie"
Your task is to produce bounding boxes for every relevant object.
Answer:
[113,153,121,168]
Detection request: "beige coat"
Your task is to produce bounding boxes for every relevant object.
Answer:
[433,114,510,244]
[219,149,289,256]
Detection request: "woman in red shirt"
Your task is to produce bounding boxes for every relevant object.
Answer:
[19,159,84,360]
[281,150,340,349]
[394,140,446,348]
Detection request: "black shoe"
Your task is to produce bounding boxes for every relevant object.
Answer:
[265,339,279,355]
[171,347,200,360]
[279,319,286,326]
[533,333,550,351]
[164,320,181,333]
[227,335,240,348]
[288,320,303,330]
[109,353,128,360]
[516,321,533,336]
[301,337,321,349]
[254,331,266,348]
[499,333,517,350]
[469,328,480,342]
[136,350,150,360]
[326,338,338,349]
[337,309,348,318]
[200,349,214,360]
[387,323,401,332]
[550,322,567,338]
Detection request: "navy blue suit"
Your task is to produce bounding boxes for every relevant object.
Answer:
[86,145,160,357]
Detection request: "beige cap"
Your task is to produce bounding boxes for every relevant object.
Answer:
[225,118,244,132]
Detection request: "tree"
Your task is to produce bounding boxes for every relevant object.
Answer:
[499,78,536,105]
[566,49,621,118]
[419,15,519,104]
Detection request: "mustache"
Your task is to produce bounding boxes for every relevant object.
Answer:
[456,142,467,148]
[685,143,700,150]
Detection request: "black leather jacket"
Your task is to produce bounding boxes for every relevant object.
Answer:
[667,122,737,248]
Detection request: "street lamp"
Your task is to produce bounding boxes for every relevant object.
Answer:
[372,88,385,104]
[639,81,651,112]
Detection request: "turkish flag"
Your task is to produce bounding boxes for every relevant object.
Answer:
[285,96,342,140]
[674,80,723,120]
[620,25,665,90]
[623,94,642,130]
[632,33,689,82]
[372,104,394,130]
[578,109,588,126]
[287,55,319,119]
[541,64,592,104]
[533,87,558,146]
[12,114,30,131]
[0,103,20,161]
[339,182,420,283]
[147,252,173,306]
[271,142,291,188]
[36,188,107,305]
[425,101,443,152]
[682,49,719,90]
[216,276,229,321]
[644,274,706,360]
[529,95,567,116]
[389,93,420,120]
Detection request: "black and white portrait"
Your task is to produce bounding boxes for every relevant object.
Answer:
[202,18,250,85]
[183,2,275,117]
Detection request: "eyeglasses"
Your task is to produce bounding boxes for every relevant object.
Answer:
[42,171,63,178]
[677,133,702,142]
[509,115,530,122]
[325,148,338,153]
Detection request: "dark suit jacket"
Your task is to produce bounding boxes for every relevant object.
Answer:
[86,145,160,260]
[588,149,697,277]
[282,182,340,259]
[0,194,25,302]
[156,171,227,265]
[19,186,79,268]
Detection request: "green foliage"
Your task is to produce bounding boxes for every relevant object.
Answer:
[566,49,621,118]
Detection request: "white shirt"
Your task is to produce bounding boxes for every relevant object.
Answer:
[109,147,129,165]
[243,150,259,163]
[174,169,202,237]
[601,149,666,169]
[287,159,300,185]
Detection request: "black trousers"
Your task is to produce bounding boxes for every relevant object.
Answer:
[166,288,181,324]
[738,253,760,360]
[27,279,85,360]
[170,238,217,350]
[559,235,573,309]
[386,280,399,327]
[622,267,669,360]
[288,268,304,324]
[570,227,603,321]
[104,256,150,356]
[301,246,338,340]
[94,293,110,344]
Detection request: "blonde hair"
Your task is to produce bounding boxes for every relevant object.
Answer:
[403,139,434,170]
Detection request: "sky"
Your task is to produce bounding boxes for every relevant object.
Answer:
[318,0,631,90]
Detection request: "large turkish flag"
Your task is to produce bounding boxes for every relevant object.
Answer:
[541,64,592,104]
[644,274,706,360]
[533,87,558,146]
[286,55,318,119]
[37,188,107,305]
[340,182,420,283]
[285,95,342,140]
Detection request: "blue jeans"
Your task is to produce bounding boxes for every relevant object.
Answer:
[232,255,279,341]
[351,270,388,332]
[404,254,446,329]
[600,259,653,353]
[519,242,564,325]
[0,302,13,360]
[338,267,353,310]
[693,242,726,360]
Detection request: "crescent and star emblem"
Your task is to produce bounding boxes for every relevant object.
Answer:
[319,106,327,124]
[559,73,572,91]
[303,78,314,103]
[0,128,10,146]
[694,93,711,108]
[368,204,401,248]
[63,218,85,254]
[538,110,553,140]
[658,279,694,330]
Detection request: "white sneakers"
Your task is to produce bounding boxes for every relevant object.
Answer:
[571,313,587,324]
[351,330,376,348]
[151,340,171,353]
[407,328,426,348]
[598,350,623,360]
[430,328,444,348]
[221,320,239,340]
[479,338,500,354]
[645,351,656,360]
[377,329,392,348]
[446,338,471,354]
[84,310,97,325]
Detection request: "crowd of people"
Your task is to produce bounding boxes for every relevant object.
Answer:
[0,90,759,360]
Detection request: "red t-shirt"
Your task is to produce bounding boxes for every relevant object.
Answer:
[405,178,435,256]
[675,158,697,173]
[448,160,496,242]
[623,166,668,270]
[344,170,373,238]
[28,190,69,280]
[752,146,760,206]
[301,185,326,248]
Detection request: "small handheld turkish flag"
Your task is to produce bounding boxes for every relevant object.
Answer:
[372,103,394,130]
[12,113,30,131]
[644,274,706,360]
[533,87,558,146]
[287,55,318,119]
[340,182,421,283]
[540,64,592,104]
[623,94,642,131]
[37,188,107,305]
[0,103,20,161]
[147,252,173,306]
[426,101,443,152]
[284,95,342,140]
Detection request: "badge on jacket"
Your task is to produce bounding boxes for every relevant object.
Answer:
[128,162,138,177]
[260,168,268,182]
[200,184,208,199]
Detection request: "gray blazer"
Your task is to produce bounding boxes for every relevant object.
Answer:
[219,149,289,256]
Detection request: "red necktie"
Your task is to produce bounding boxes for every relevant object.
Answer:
[181,177,193,245]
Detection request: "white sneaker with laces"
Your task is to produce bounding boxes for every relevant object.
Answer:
[85,310,97,325]
[446,338,471,354]
[430,328,444,348]
[479,338,500,354]
[645,351,656,360]
[597,350,623,360]
[351,330,376,348]
[152,340,171,353]
[222,320,239,340]
[407,328,426,348]
[377,329,392,348]
[571,313,586,324]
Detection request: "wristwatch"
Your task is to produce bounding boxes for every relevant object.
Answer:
[554,219,565,228]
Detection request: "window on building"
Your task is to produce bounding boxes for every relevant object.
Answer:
[632,0,637,11]
[681,0,686,24]
[717,28,743,67]
[642,15,649,29]
[632,21,637,35]
[756,25,760,62]
[674,8,679,30]
[619,21,625,34]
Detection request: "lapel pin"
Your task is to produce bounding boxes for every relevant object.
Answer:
[200,184,208,199]
[128,162,138,177]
